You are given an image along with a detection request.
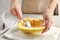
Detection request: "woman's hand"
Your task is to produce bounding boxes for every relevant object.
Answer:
[10,0,23,19]
[42,9,53,33]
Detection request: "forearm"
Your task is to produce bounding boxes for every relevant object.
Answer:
[11,0,19,4]
[47,0,58,13]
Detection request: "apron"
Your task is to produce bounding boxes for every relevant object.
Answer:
[21,0,50,13]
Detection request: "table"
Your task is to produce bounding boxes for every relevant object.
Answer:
[0,12,60,40]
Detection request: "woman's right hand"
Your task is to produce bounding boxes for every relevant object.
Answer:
[10,0,23,19]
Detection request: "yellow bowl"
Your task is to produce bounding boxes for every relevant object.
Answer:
[17,18,45,34]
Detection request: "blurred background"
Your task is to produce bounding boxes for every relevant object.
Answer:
[0,0,60,27]
[0,0,59,15]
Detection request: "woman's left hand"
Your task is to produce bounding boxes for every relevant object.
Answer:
[42,9,53,33]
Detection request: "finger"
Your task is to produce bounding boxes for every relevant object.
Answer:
[42,22,50,33]
[42,19,51,33]
[47,18,53,27]
[10,8,16,16]
[42,27,50,33]
[42,16,46,26]
[14,7,23,19]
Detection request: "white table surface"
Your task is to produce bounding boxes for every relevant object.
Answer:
[0,12,60,40]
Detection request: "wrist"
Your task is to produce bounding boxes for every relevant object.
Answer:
[11,0,19,5]
[46,8,53,15]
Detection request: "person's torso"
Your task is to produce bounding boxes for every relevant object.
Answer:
[20,0,50,13]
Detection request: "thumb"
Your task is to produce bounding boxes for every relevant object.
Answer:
[42,17,46,26]
[17,12,23,19]
[14,7,23,19]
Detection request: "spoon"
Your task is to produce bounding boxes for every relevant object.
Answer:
[22,19,31,28]
[14,9,31,28]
